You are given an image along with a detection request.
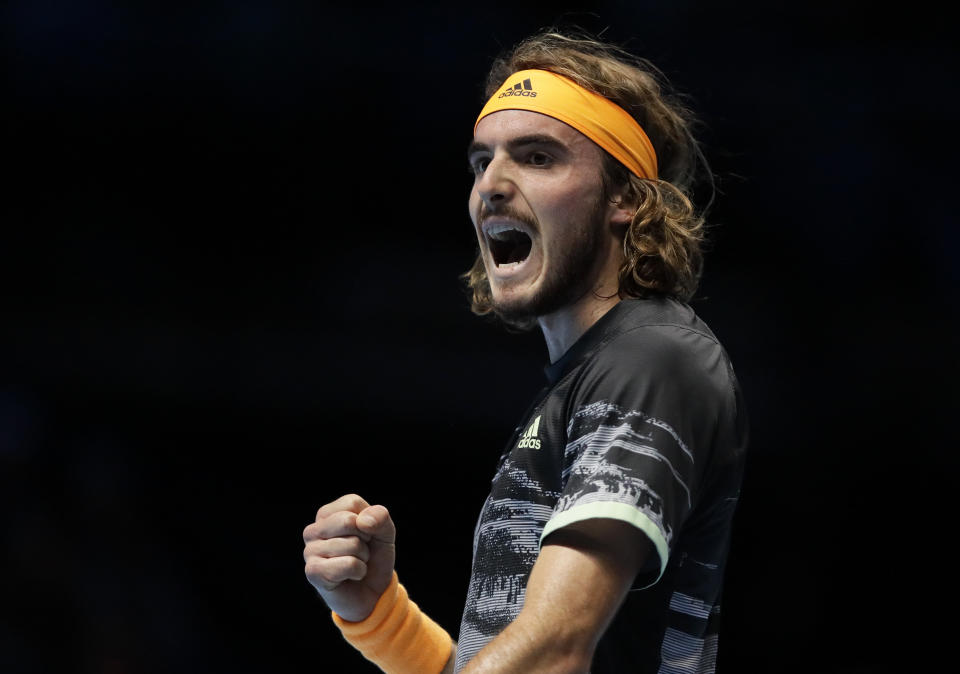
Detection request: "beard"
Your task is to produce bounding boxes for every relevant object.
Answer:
[486,194,609,329]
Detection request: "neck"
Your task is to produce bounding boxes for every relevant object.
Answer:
[538,230,626,363]
[538,291,621,363]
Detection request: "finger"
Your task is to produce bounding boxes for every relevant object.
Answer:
[305,555,368,589]
[303,511,371,543]
[356,505,397,545]
[316,494,371,521]
[303,536,370,563]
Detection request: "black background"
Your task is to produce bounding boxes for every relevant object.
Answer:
[3,1,957,672]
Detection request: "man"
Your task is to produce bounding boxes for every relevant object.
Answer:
[303,31,748,673]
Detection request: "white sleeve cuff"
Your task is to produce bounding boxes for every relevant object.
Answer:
[540,501,669,588]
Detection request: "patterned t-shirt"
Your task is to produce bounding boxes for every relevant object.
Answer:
[454,297,749,673]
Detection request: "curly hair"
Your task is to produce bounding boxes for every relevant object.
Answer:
[463,29,714,321]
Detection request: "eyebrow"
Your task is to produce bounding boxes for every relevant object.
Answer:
[467,134,568,159]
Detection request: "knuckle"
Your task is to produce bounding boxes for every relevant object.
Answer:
[305,553,364,585]
[346,494,368,511]
[340,536,367,559]
[317,513,345,536]
[339,556,366,579]
[303,541,323,561]
[304,557,326,580]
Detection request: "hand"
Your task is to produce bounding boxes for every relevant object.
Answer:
[303,494,397,622]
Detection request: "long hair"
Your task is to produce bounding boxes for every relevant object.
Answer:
[463,30,714,321]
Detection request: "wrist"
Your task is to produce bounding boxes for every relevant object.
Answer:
[331,571,453,674]
[332,571,400,630]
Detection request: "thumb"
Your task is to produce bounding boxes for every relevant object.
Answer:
[356,505,396,596]
[356,505,397,545]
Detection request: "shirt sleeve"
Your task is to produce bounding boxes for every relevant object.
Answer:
[539,324,733,588]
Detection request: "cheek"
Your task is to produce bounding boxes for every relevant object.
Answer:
[468,190,481,225]
[539,183,598,230]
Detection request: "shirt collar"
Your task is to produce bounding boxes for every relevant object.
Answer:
[543,300,636,385]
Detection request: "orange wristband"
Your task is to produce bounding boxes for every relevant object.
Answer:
[331,572,453,674]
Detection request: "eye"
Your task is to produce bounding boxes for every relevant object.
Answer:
[469,156,490,175]
[528,151,552,167]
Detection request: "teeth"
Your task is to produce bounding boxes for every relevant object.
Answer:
[486,223,527,240]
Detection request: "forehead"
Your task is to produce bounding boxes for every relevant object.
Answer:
[473,109,593,150]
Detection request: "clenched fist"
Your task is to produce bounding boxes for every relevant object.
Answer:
[303,494,397,622]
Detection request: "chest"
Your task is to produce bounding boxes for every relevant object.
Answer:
[483,397,569,520]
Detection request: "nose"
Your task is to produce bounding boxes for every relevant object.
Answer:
[475,155,514,213]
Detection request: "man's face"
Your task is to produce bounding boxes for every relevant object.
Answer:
[468,110,617,325]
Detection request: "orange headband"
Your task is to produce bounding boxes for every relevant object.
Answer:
[475,69,658,180]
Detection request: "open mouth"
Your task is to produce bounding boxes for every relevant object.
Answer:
[486,223,533,267]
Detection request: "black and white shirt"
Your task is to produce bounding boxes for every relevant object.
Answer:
[454,296,749,673]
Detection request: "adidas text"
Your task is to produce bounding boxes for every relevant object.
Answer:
[498,90,537,98]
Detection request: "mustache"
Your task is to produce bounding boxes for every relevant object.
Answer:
[477,203,540,231]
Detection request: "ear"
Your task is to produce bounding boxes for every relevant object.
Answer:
[606,191,637,229]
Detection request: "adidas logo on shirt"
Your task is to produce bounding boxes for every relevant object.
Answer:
[498,77,537,98]
[517,415,542,449]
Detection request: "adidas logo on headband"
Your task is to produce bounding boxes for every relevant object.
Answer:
[498,77,537,98]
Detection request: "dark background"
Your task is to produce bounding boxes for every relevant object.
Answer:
[3,1,957,672]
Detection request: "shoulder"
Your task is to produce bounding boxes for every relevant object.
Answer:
[582,301,731,400]
[608,321,719,365]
